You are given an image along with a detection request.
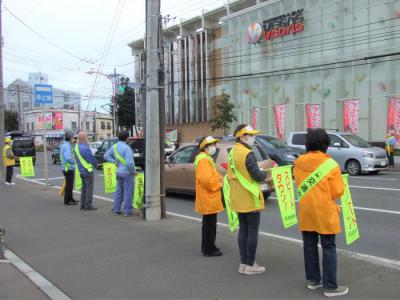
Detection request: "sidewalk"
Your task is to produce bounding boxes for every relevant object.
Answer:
[0,179,399,299]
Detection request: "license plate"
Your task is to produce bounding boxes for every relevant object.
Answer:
[381,161,387,167]
[261,183,268,191]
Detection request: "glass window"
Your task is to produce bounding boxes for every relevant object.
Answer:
[328,134,348,148]
[71,122,77,130]
[258,136,290,149]
[340,134,370,148]
[292,133,306,145]
[101,121,106,130]
[23,102,29,108]
[107,122,111,130]
[170,146,196,164]
[100,141,109,152]
[86,122,90,130]
[9,102,15,109]
[27,123,29,131]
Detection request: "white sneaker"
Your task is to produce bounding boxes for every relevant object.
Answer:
[324,286,349,297]
[5,182,11,185]
[244,262,266,275]
[238,264,246,274]
[10,182,16,185]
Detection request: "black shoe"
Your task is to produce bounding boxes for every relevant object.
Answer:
[65,202,78,206]
[203,250,223,257]
[83,206,98,211]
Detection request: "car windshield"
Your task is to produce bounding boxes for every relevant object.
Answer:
[341,134,370,148]
[258,136,290,149]
[13,140,33,148]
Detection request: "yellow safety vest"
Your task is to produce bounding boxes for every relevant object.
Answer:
[3,144,16,167]
[74,145,93,173]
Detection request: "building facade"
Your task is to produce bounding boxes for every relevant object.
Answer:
[130,0,400,143]
[23,109,114,147]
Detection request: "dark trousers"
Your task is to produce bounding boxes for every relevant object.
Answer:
[238,212,260,266]
[201,214,218,254]
[302,231,337,289]
[80,172,94,209]
[388,153,395,167]
[62,170,75,204]
[6,166,13,183]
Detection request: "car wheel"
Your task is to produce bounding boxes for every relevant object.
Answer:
[346,159,361,176]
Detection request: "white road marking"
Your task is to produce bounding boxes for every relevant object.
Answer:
[350,177,398,181]
[349,185,400,192]
[34,177,65,181]
[5,249,71,300]
[15,176,400,271]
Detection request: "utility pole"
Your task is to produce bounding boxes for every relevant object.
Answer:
[144,0,161,221]
[0,0,5,181]
[159,14,166,219]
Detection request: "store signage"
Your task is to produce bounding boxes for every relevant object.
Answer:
[343,99,360,134]
[387,97,400,149]
[273,104,287,140]
[247,9,304,44]
[306,104,321,129]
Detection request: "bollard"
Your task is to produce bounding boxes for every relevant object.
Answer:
[0,225,5,259]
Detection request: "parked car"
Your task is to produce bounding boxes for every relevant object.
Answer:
[12,136,36,165]
[165,141,275,197]
[95,138,145,170]
[223,134,304,166]
[89,142,102,156]
[52,146,61,164]
[287,131,389,175]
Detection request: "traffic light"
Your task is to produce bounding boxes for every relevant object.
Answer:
[118,77,129,94]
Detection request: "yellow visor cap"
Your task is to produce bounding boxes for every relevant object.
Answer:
[235,125,260,138]
[200,136,219,149]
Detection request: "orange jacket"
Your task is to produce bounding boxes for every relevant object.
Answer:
[293,152,345,234]
[195,153,224,215]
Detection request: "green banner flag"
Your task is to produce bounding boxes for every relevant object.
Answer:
[222,176,239,232]
[20,157,35,177]
[271,165,298,229]
[75,167,82,191]
[134,172,144,209]
[341,174,360,245]
[103,163,117,194]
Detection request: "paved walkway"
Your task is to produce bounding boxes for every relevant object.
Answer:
[0,179,399,299]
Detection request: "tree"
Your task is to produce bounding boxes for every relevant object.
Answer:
[5,110,19,132]
[210,92,237,136]
[115,86,136,129]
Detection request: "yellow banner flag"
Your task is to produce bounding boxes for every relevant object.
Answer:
[103,163,117,194]
[341,174,360,245]
[20,157,35,177]
[271,165,298,228]
[134,172,144,209]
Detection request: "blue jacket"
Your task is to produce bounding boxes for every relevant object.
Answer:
[104,141,136,175]
[60,141,75,171]
[75,143,98,175]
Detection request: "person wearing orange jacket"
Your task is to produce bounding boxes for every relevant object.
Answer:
[293,128,348,297]
[194,136,224,257]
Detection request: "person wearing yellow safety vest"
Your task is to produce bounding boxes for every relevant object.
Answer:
[60,132,78,205]
[293,128,348,297]
[194,136,224,257]
[385,131,396,168]
[227,124,268,275]
[3,138,16,185]
[104,131,137,217]
[75,132,98,211]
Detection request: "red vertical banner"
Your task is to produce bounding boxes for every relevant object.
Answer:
[251,107,260,129]
[305,104,321,129]
[343,99,360,134]
[387,97,400,149]
[53,112,63,130]
[273,104,287,139]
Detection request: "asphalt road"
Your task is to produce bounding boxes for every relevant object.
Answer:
[20,152,400,261]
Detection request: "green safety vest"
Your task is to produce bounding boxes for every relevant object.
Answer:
[74,144,93,173]
[194,152,215,170]
[228,148,260,208]
[113,144,127,166]
[297,158,338,200]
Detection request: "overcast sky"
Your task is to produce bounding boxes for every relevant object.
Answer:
[3,0,224,112]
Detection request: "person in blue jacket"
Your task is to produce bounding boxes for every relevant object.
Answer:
[104,131,137,217]
[75,131,98,211]
[60,132,78,205]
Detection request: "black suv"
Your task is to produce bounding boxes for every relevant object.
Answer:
[95,138,145,170]
[12,136,36,165]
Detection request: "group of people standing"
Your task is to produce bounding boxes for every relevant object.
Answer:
[194,125,349,297]
[60,131,137,216]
